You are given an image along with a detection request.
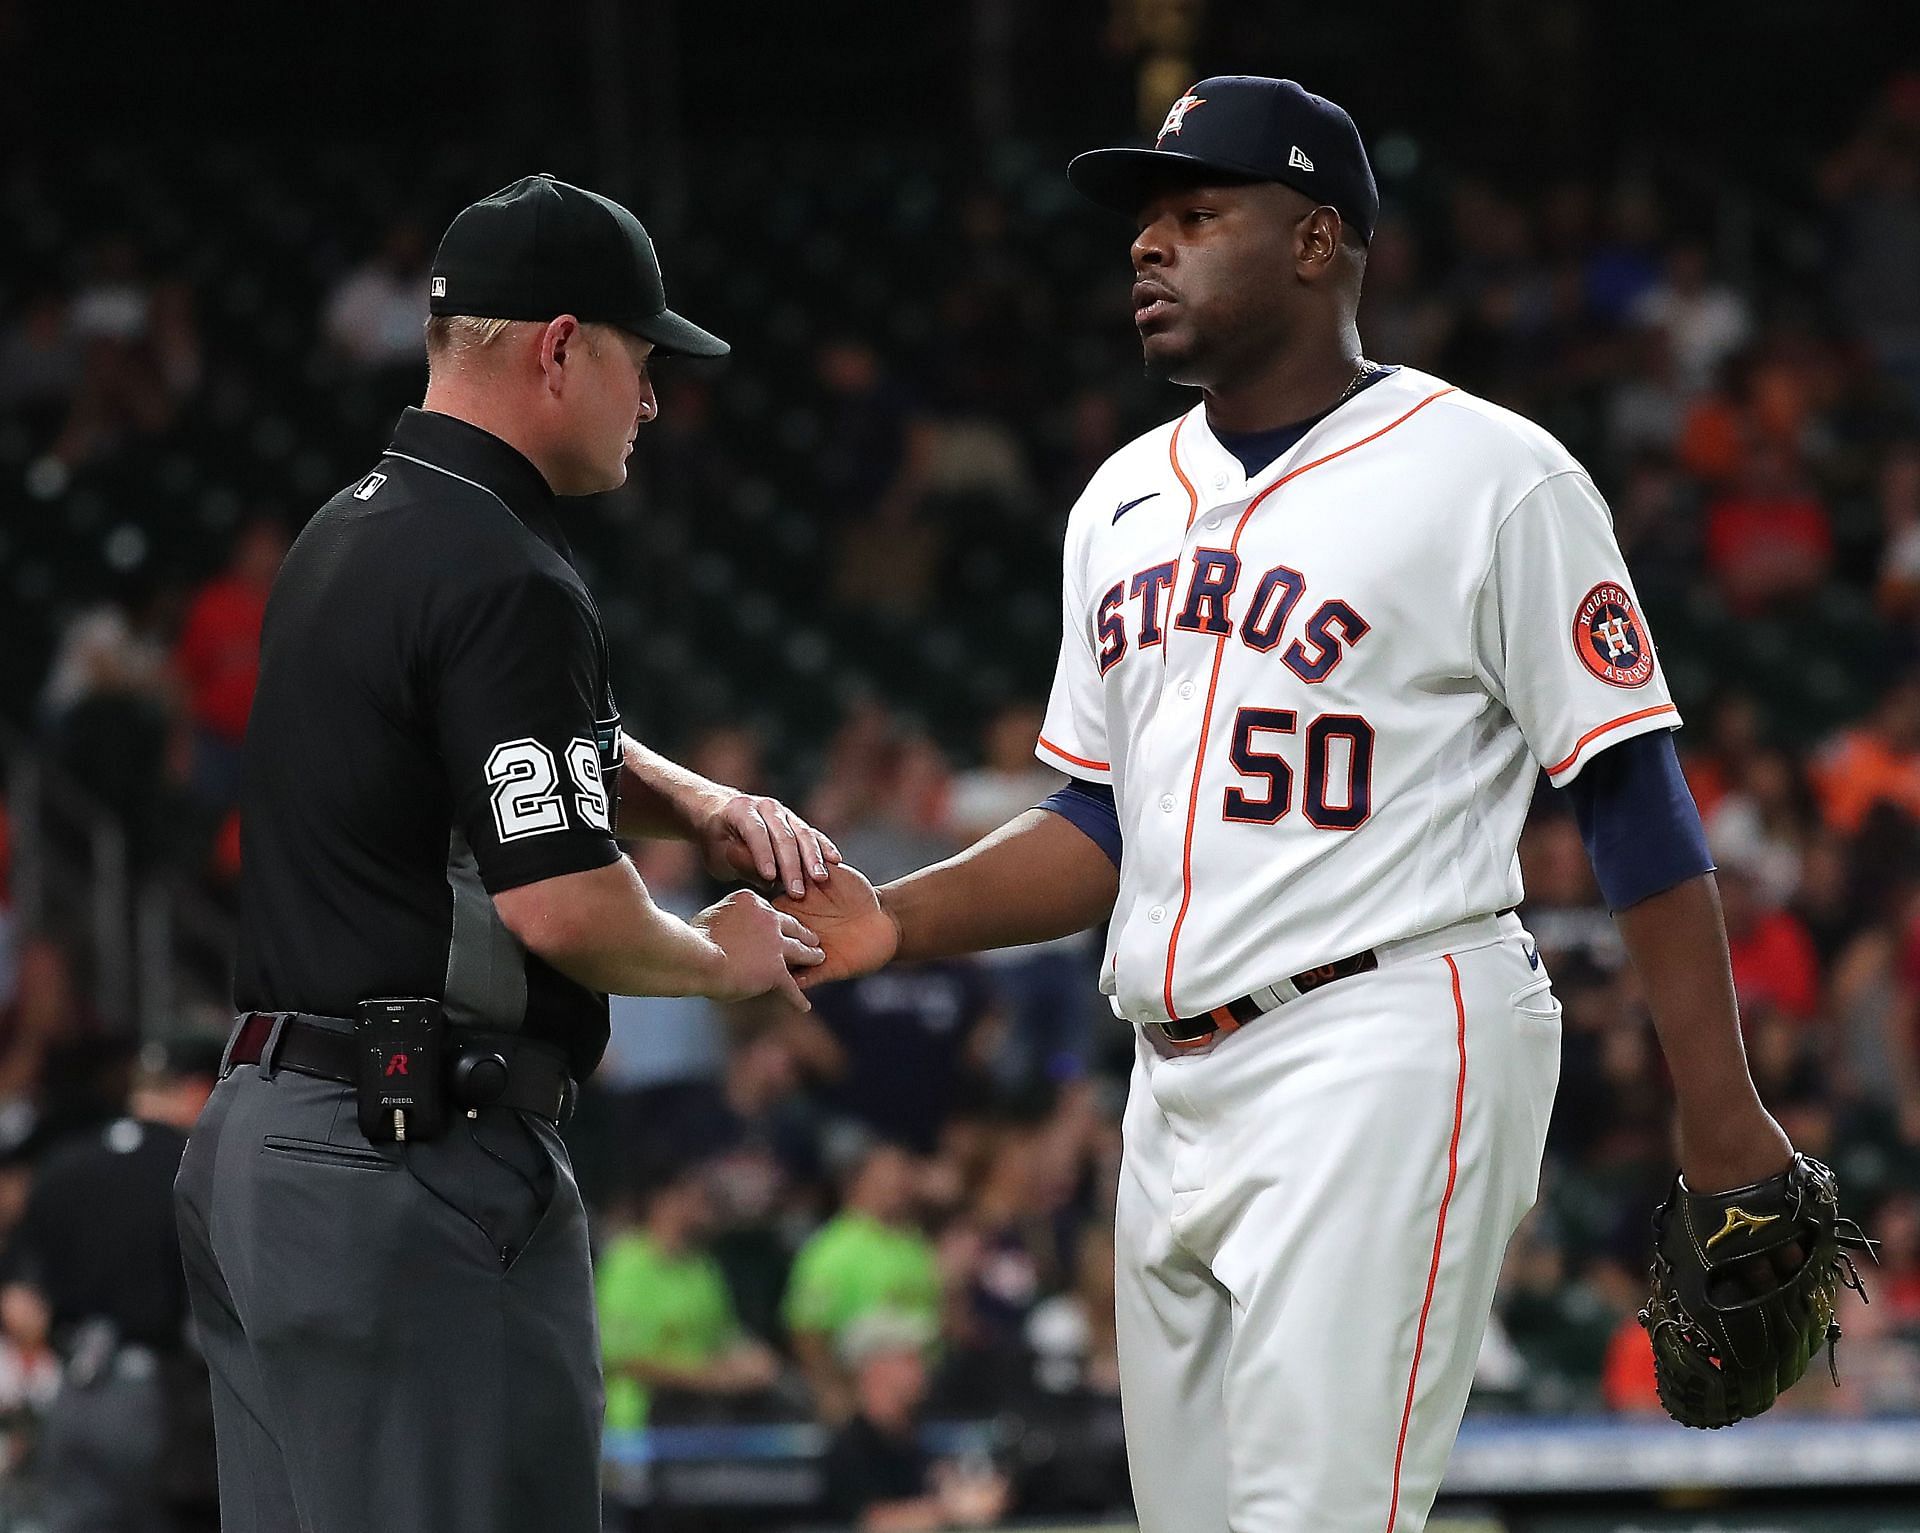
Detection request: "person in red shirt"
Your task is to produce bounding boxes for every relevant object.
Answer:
[1717,854,1823,1023]
[1703,444,1834,614]
[173,519,286,811]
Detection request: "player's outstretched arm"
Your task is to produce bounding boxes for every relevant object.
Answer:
[1614,873,1793,1191]
[777,809,1120,988]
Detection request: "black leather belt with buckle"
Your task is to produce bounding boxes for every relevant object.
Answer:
[1155,949,1381,1049]
[224,1013,576,1126]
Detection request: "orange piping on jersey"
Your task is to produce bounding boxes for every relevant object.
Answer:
[1543,703,1679,779]
[1169,416,1201,530]
[1386,953,1469,1533]
[1037,735,1110,773]
[1160,386,1457,1019]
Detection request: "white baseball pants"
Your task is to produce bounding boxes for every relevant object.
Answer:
[1115,911,1561,1533]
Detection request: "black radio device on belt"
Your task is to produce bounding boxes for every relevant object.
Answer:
[355,997,447,1143]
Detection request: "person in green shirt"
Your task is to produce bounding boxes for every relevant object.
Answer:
[783,1142,942,1421]
[597,1165,781,1432]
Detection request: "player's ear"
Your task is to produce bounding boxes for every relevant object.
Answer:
[1296,206,1343,279]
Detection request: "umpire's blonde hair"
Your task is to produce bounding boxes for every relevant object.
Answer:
[424,314,603,376]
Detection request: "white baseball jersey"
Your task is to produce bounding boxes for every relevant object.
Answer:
[1038,365,1678,1025]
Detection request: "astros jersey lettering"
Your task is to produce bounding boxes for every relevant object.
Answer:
[1039,365,1676,1024]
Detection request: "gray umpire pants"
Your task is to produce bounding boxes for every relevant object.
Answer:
[174,1046,603,1533]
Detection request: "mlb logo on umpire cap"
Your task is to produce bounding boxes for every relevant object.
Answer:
[430,276,447,298]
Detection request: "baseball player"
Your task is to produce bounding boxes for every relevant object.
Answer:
[785,78,1803,1531]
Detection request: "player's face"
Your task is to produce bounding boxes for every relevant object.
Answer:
[1130,182,1307,387]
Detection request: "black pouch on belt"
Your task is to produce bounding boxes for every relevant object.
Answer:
[355,997,448,1143]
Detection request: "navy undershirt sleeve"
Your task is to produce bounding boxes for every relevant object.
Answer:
[1040,779,1122,868]
[1563,729,1713,912]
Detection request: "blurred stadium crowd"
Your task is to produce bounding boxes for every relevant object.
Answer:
[1,58,1920,1532]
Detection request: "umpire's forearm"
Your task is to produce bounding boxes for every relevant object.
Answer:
[1614,873,1791,1186]
[616,735,727,840]
[881,810,1119,963]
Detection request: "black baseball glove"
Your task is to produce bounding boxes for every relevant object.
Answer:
[1639,1152,1875,1429]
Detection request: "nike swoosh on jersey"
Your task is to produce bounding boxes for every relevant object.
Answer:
[1113,492,1161,523]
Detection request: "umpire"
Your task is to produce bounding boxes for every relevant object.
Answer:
[175,175,835,1533]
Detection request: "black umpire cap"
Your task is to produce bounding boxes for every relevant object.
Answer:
[1068,76,1379,244]
[429,173,729,358]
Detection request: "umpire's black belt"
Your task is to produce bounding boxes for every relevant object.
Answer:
[223,1012,576,1126]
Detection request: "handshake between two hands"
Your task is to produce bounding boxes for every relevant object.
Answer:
[687,790,896,1011]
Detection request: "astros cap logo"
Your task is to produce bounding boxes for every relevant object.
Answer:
[1156,92,1207,146]
[1572,582,1655,688]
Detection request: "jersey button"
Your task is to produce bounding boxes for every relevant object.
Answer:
[1211,471,1229,490]
[1159,794,1176,813]
[1148,905,1166,923]
[1178,681,1195,700]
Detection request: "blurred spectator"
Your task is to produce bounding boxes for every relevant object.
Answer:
[786,1143,941,1423]
[1824,70,1920,398]
[814,337,922,522]
[1703,747,1811,908]
[944,1119,1080,1398]
[1630,241,1752,397]
[809,707,959,884]
[595,845,726,1094]
[1809,672,1920,834]
[595,1164,782,1433]
[1717,848,1823,1025]
[947,702,1096,1089]
[1599,1310,1662,1414]
[1605,329,1688,468]
[1025,1224,1120,1399]
[946,703,1060,841]
[173,518,288,814]
[0,938,96,1131]
[38,575,186,868]
[0,806,15,1017]
[1582,181,1666,325]
[1703,444,1834,614]
[0,290,79,413]
[822,1310,1011,1533]
[0,1036,221,1533]
[813,962,997,1153]
[1876,440,1920,640]
[322,220,431,371]
[26,241,199,497]
[1355,214,1452,371]
[1887,908,1920,1145]
[1517,813,1620,975]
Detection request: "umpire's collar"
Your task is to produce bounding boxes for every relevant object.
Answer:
[385,408,557,531]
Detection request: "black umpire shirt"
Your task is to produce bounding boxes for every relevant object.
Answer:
[235,408,625,1078]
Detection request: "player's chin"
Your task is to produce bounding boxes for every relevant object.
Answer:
[1140,329,1201,384]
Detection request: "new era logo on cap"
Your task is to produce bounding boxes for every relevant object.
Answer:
[430,276,447,298]
[1289,145,1314,172]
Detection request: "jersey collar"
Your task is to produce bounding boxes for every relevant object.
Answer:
[385,408,558,530]
[1176,365,1433,502]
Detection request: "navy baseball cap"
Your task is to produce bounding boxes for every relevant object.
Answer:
[1068,77,1379,243]
[430,174,729,358]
